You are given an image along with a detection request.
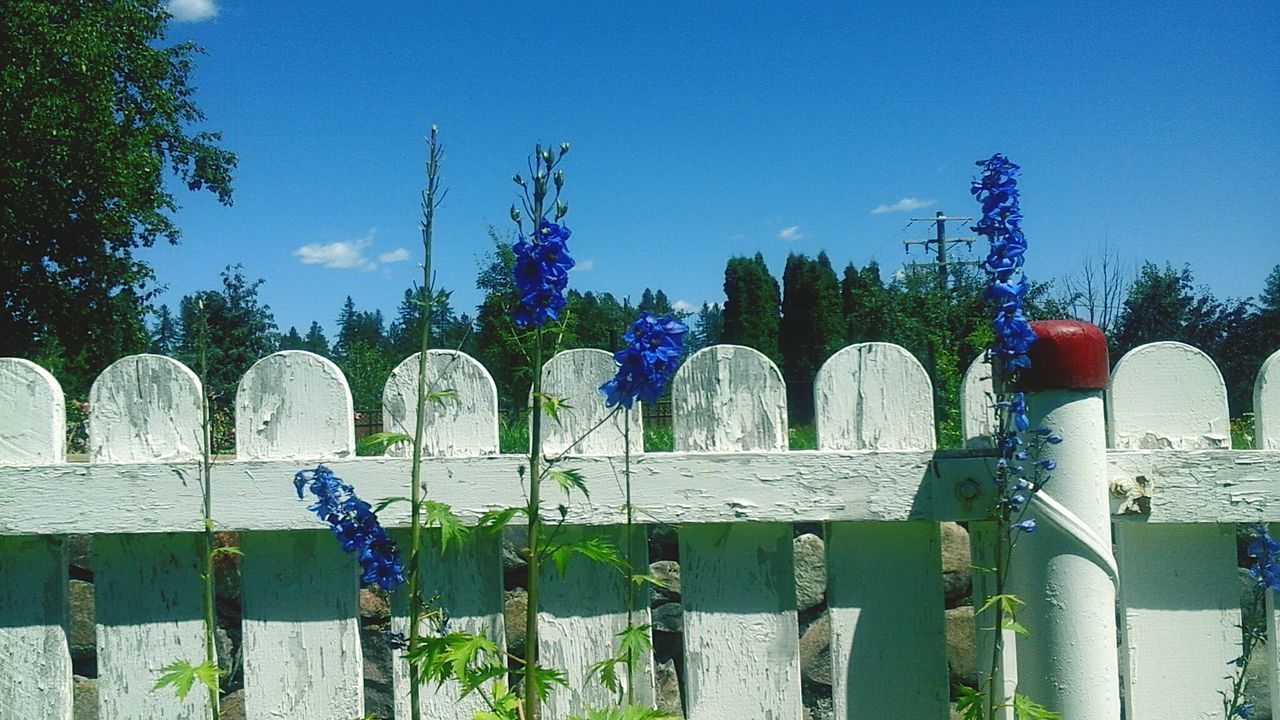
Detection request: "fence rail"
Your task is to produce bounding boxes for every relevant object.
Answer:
[1,338,1279,720]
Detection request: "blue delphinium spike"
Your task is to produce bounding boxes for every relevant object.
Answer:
[294,465,405,590]
[600,312,689,409]
[511,220,576,327]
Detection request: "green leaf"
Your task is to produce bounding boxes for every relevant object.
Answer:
[976,593,1024,617]
[630,572,672,590]
[422,500,468,553]
[535,392,572,425]
[586,655,622,693]
[523,663,570,700]
[1002,618,1030,637]
[953,684,984,720]
[1013,692,1062,719]
[546,536,628,577]
[210,546,243,557]
[152,659,219,700]
[426,388,458,406]
[474,507,521,537]
[373,496,411,513]
[566,705,682,720]
[546,467,589,499]
[616,623,654,658]
[357,432,412,456]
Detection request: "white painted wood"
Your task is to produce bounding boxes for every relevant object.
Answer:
[673,345,802,719]
[960,353,997,450]
[0,357,66,464]
[816,342,948,719]
[88,354,208,719]
[1110,341,1241,720]
[382,350,500,458]
[673,344,788,452]
[539,348,643,457]
[384,350,505,720]
[538,348,653,718]
[0,358,71,720]
[1256,349,1280,450]
[1108,341,1232,449]
[1008,389,1120,719]
[235,350,356,460]
[237,351,364,719]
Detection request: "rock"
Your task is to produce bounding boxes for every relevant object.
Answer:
[362,627,395,719]
[649,524,679,561]
[945,606,978,689]
[68,535,93,577]
[216,626,236,679]
[503,526,529,588]
[652,602,683,634]
[361,587,391,624]
[73,676,96,720]
[793,533,827,612]
[655,658,684,717]
[69,579,95,661]
[649,560,681,605]
[221,689,245,720]
[799,612,831,686]
[505,588,528,658]
[940,522,972,604]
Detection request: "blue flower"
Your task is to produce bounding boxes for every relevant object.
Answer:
[1233,702,1255,718]
[294,465,405,590]
[1011,518,1037,533]
[600,312,689,409]
[511,220,576,328]
[1247,524,1280,591]
[973,154,1036,373]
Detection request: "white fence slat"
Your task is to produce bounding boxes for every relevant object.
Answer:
[538,349,653,718]
[1110,341,1240,719]
[959,353,1015,720]
[673,345,801,719]
[237,351,364,719]
[816,343,948,719]
[88,354,208,719]
[0,358,72,720]
[384,351,506,720]
[1257,349,1280,450]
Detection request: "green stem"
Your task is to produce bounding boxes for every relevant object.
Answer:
[623,410,635,705]
[985,522,1005,720]
[407,125,442,720]
[199,313,220,720]
[524,327,545,720]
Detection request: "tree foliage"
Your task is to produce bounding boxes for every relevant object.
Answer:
[722,252,782,364]
[1,0,236,393]
[177,266,278,407]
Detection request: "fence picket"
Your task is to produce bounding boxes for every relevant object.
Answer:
[1257,350,1280,450]
[236,351,364,719]
[959,354,1016,720]
[383,350,505,719]
[538,349,652,717]
[88,354,207,719]
[1109,341,1240,718]
[673,345,801,719]
[816,343,948,718]
[0,358,72,720]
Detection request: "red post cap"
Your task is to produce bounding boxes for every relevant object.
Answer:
[1011,320,1110,391]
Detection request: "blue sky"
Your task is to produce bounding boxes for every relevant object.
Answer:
[148,0,1280,337]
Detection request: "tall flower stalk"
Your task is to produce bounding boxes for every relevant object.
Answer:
[957,155,1060,720]
[511,142,574,719]
[198,304,221,720]
[405,123,446,720]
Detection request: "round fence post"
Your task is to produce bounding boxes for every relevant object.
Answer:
[1008,320,1119,719]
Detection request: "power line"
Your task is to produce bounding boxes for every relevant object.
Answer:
[904,211,978,291]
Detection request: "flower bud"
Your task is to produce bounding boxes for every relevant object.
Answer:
[553,170,564,191]
[559,142,570,156]
[510,205,521,223]
[555,200,568,220]
[513,173,525,187]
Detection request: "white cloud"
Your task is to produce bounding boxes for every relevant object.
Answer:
[778,225,804,241]
[377,248,410,264]
[295,230,407,272]
[167,0,218,23]
[871,197,935,215]
[673,299,696,314]
[570,259,595,272]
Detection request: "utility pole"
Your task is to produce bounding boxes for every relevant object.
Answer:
[904,211,977,291]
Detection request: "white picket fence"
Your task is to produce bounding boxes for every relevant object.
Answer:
[1,340,1279,720]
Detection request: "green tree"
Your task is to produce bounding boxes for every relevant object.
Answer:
[689,302,724,352]
[279,326,306,351]
[388,286,472,361]
[1,0,236,393]
[780,252,843,385]
[722,252,782,364]
[178,266,278,407]
[302,321,330,356]
[332,297,392,409]
[149,304,180,356]
[841,261,892,343]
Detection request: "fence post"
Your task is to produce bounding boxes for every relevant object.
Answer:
[1008,320,1120,719]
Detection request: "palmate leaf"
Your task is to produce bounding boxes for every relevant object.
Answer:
[474,507,521,537]
[524,663,570,700]
[616,623,654,658]
[152,659,219,700]
[534,392,572,425]
[587,654,622,693]
[210,546,242,557]
[472,679,521,720]
[546,467,589,499]
[427,388,459,406]
[976,593,1024,617]
[630,572,673,590]
[1013,692,1062,719]
[422,500,467,553]
[357,432,412,457]
[547,536,628,577]
[953,684,984,720]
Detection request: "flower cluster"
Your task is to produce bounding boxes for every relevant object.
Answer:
[1246,524,1280,590]
[512,220,575,327]
[294,465,405,590]
[992,423,1062,532]
[600,312,688,409]
[972,154,1036,373]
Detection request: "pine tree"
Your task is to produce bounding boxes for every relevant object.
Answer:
[150,304,180,356]
[722,252,782,364]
